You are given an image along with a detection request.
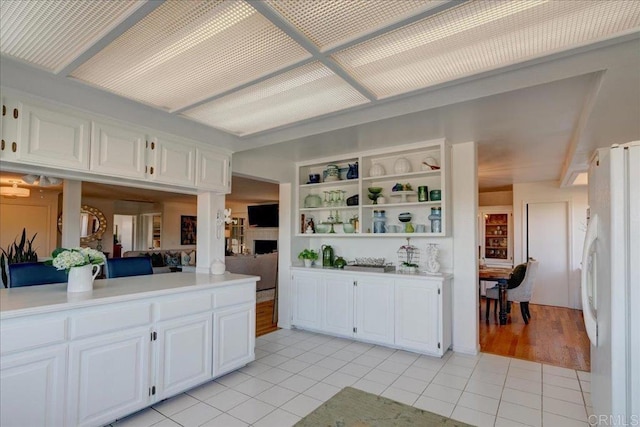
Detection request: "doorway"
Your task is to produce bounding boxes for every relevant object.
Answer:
[113,215,135,254]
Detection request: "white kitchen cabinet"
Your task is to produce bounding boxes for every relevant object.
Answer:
[479,206,513,267]
[213,304,255,377]
[296,139,450,236]
[0,344,67,427]
[292,271,323,331]
[147,134,196,187]
[322,274,355,337]
[17,100,91,171]
[156,313,213,400]
[355,277,395,345]
[196,147,231,192]
[67,326,151,427]
[90,120,147,179]
[395,278,450,356]
[0,95,20,161]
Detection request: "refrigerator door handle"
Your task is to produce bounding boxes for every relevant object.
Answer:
[581,213,599,346]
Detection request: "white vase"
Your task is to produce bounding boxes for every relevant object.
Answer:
[67,264,100,293]
[304,259,313,267]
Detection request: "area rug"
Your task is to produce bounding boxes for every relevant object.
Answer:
[295,387,474,427]
[256,288,275,303]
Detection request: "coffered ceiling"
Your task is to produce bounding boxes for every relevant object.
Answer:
[1,0,639,190]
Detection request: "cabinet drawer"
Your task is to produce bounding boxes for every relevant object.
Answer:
[70,303,152,339]
[155,292,213,322]
[213,283,255,309]
[1,317,67,355]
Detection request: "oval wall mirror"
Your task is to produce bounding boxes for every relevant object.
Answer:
[58,205,108,245]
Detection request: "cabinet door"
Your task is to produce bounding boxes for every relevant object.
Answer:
[18,101,91,170]
[0,345,66,427]
[90,121,147,179]
[0,96,20,161]
[148,135,195,187]
[355,278,394,345]
[196,148,231,192]
[322,275,354,337]
[67,327,151,427]
[395,279,441,355]
[157,313,212,399]
[292,272,323,330]
[213,304,255,377]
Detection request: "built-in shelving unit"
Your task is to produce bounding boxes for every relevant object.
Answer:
[296,139,450,237]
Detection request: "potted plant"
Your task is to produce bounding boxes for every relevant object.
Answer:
[298,249,319,267]
[47,247,107,292]
[1,228,39,288]
[402,261,419,273]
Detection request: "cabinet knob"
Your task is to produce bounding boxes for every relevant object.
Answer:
[149,166,154,175]
[1,140,4,151]
[150,141,155,150]
[11,142,17,152]
[2,105,5,116]
[13,108,18,119]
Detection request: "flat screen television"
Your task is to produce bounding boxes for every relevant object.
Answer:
[247,204,279,227]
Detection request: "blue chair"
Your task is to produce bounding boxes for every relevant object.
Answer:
[8,262,68,288]
[106,257,153,279]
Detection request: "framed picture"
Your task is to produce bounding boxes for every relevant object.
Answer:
[180,215,197,245]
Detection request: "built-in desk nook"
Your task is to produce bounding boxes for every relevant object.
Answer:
[0,272,258,427]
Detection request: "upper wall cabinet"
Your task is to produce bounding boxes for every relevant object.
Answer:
[0,93,231,193]
[147,134,196,188]
[90,120,147,179]
[1,97,91,171]
[195,148,231,192]
[296,139,450,237]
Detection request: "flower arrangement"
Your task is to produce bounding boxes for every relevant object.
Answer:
[47,247,106,272]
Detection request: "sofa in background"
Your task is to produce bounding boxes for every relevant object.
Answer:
[225,252,278,292]
[123,249,195,274]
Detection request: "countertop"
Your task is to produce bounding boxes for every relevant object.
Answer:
[0,272,259,319]
[290,265,452,280]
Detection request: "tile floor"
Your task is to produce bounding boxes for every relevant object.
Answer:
[108,329,593,427]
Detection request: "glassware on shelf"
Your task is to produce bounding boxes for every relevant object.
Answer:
[429,207,442,233]
[373,210,386,233]
[323,191,330,207]
[339,190,347,206]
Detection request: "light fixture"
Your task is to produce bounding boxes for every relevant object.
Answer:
[0,183,30,198]
[22,174,62,186]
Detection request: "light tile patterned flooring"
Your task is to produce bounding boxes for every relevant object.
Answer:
[108,329,593,427]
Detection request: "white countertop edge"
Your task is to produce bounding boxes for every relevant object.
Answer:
[0,272,259,320]
[290,266,452,280]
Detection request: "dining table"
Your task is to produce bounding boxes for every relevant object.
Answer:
[479,266,513,325]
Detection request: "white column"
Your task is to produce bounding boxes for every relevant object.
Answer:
[196,191,225,274]
[277,183,292,328]
[61,180,81,248]
[451,141,480,355]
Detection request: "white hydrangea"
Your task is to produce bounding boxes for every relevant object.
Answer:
[51,247,106,271]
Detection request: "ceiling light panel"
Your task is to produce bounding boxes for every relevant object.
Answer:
[0,0,144,73]
[70,0,311,111]
[266,0,448,51]
[181,62,370,136]
[332,0,640,99]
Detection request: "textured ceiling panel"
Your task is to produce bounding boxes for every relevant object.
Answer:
[70,0,311,111]
[266,0,447,51]
[0,0,143,72]
[181,62,370,136]
[332,0,640,98]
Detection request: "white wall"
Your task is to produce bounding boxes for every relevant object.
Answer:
[161,201,197,250]
[512,181,588,308]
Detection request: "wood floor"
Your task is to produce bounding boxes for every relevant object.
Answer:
[480,298,591,371]
[256,299,278,337]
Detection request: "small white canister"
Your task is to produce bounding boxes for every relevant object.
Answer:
[210,259,226,275]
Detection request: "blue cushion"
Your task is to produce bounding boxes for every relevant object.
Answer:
[106,257,153,279]
[8,262,68,287]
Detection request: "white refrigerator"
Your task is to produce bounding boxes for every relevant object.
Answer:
[582,142,639,424]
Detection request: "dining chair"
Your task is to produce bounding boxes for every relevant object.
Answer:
[485,259,539,324]
[106,257,153,279]
[8,262,68,287]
